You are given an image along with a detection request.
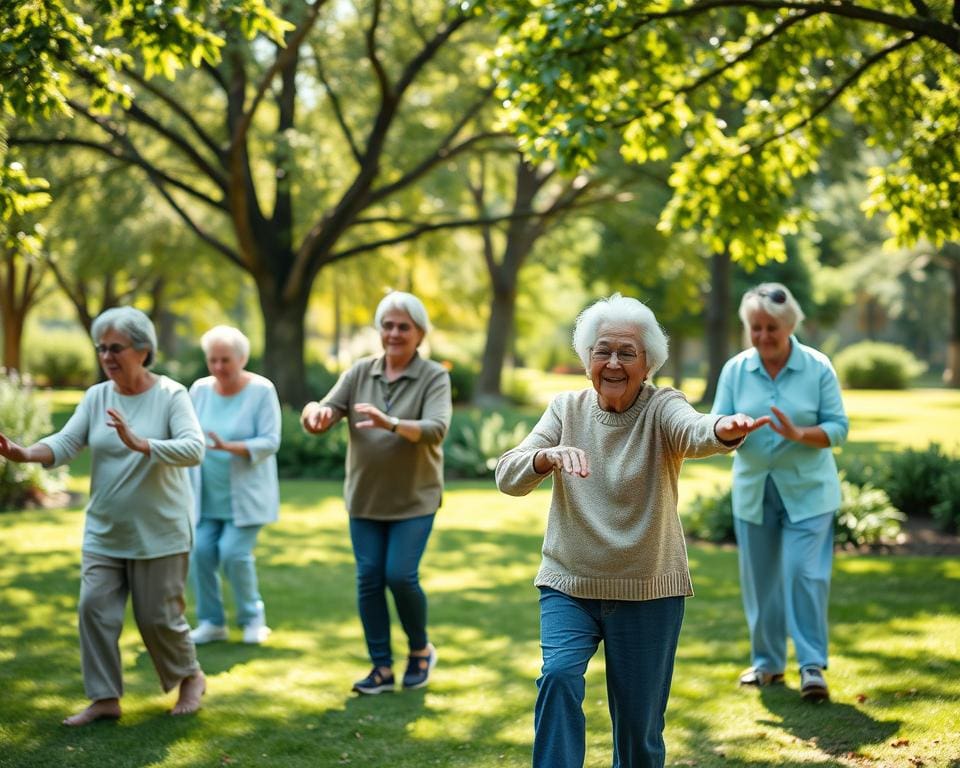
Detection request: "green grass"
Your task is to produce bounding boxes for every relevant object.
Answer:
[4,385,959,766]
[1,483,959,767]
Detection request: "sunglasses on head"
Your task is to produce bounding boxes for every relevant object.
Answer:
[756,288,787,304]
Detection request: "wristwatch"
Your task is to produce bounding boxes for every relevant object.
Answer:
[389,416,400,432]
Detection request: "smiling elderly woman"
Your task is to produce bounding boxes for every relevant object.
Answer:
[496,294,770,768]
[0,307,206,726]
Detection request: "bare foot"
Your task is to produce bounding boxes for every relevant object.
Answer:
[171,671,206,716]
[62,698,121,727]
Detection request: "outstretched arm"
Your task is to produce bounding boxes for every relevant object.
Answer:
[0,433,55,465]
[714,413,772,444]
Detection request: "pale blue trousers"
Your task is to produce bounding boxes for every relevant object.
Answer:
[191,518,264,627]
[733,476,834,673]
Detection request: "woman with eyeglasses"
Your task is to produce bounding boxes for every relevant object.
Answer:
[300,291,451,695]
[0,307,206,725]
[496,294,770,768]
[712,283,848,701]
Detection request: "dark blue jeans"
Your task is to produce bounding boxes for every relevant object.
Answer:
[349,513,435,668]
[534,587,685,768]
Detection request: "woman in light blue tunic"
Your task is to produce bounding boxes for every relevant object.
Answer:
[188,326,281,645]
[712,283,849,701]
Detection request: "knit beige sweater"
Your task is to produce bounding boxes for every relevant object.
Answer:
[495,385,736,601]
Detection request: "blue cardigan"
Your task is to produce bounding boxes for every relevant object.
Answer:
[712,337,849,523]
[189,373,281,527]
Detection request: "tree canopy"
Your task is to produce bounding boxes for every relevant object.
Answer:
[493,0,960,260]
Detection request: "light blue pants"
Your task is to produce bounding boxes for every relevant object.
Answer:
[734,476,834,673]
[191,518,264,627]
[534,587,685,768]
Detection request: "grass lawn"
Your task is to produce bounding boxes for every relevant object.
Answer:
[2,385,959,766]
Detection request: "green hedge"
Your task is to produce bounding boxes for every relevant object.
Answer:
[833,341,926,389]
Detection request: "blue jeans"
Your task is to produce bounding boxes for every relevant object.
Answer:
[191,518,264,627]
[534,587,685,768]
[734,475,835,673]
[349,513,435,668]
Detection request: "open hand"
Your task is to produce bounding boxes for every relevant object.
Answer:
[0,432,28,462]
[106,408,149,454]
[715,413,772,442]
[354,403,390,430]
[769,406,803,441]
[301,403,335,434]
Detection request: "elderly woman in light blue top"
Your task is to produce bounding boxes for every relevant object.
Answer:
[0,307,206,726]
[188,325,281,646]
[712,283,849,701]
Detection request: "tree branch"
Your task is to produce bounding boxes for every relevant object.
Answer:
[748,34,918,153]
[312,44,363,164]
[365,0,392,101]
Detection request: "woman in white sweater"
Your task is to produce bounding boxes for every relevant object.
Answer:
[0,307,206,726]
[496,294,769,768]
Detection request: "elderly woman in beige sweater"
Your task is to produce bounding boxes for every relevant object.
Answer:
[496,294,769,768]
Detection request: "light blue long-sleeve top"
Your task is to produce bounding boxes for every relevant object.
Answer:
[39,376,205,558]
[711,336,849,524]
[189,373,281,527]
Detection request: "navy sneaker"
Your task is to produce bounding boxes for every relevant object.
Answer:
[352,667,395,695]
[402,644,437,690]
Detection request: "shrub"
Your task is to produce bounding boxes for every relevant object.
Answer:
[436,357,477,404]
[444,411,529,478]
[24,329,96,387]
[835,478,905,547]
[835,452,887,488]
[275,407,348,479]
[881,443,955,517]
[683,487,735,543]
[932,472,960,533]
[0,372,66,510]
[833,341,926,389]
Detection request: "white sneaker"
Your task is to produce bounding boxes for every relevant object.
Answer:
[242,609,271,645]
[190,621,228,645]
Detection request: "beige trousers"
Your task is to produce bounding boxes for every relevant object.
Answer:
[78,551,199,700]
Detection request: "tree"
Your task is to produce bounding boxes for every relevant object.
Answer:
[8,1,517,403]
[0,218,53,373]
[495,0,958,255]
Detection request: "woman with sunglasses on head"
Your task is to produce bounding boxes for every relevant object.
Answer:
[300,291,451,695]
[712,283,849,701]
[0,307,206,725]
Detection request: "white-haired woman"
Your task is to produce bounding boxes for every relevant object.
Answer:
[301,291,451,695]
[496,294,770,768]
[0,307,206,726]
[188,326,281,646]
[712,283,848,701]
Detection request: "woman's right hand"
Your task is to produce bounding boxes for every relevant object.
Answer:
[533,446,591,477]
[301,402,335,434]
[0,432,28,462]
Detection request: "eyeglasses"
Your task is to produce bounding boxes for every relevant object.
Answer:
[590,347,644,364]
[756,288,787,304]
[94,343,132,356]
[382,321,414,332]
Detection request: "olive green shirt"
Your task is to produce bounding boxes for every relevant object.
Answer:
[322,354,452,520]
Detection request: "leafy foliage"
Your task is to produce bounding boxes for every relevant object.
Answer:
[0,371,65,510]
[24,328,97,387]
[275,407,348,481]
[835,478,905,547]
[683,486,734,543]
[444,410,530,478]
[833,340,927,389]
[493,1,960,259]
[881,443,956,517]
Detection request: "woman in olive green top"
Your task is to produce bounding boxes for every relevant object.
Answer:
[301,291,451,695]
[0,307,206,726]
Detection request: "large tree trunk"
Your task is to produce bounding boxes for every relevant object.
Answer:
[475,285,517,406]
[944,247,960,388]
[699,249,731,405]
[259,287,310,406]
[2,309,24,373]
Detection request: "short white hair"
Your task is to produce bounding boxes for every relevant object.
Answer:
[373,291,430,334]
[572,293,669,380]
[200,325,250,365]
[738,282,805,334]
[91,307,158,368]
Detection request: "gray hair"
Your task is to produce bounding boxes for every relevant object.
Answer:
[373,291,430,334]
[91,307,158,368]
[200,325,250,366]
[738,282,805,334]
[573,293,669,380]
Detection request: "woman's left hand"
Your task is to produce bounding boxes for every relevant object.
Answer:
[354,402,390,430]
[106,408,150,454]
[715,413,772,442]
[768,406,803,441]
[207,431,228,450]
